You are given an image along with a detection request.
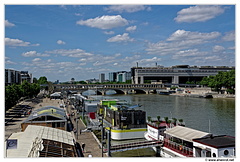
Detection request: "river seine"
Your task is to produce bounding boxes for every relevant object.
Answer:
[109,94,235,157]
[85,92,235,157]
[112,94,235,137]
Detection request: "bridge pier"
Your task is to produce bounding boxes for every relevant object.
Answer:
[100,90,106,95]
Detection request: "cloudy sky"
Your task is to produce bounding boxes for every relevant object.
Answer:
[5,4,235,82]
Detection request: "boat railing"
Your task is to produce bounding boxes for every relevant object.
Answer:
[164,138,193,157]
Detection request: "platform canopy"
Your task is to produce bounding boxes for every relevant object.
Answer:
[22,106,67,123]
[6,125,77,157]
[164,126,211,142]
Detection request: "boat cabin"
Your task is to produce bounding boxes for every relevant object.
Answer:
[163,126,211,157]
[193,135,235,158]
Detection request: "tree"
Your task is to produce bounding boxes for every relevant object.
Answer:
[157,116,161,122]
[200,70,235,94]
[147,116,152,122]
[38,76,48,84]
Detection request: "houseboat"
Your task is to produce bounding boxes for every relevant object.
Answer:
[97,99,147,140]
[144,118,235,158]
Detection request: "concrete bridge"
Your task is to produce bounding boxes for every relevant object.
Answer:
[53,83,164,95]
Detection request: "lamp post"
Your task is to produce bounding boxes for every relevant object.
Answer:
[98,115,104,157]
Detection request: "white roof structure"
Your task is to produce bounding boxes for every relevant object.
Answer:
[6,125,75,157]
[164,126,211,142]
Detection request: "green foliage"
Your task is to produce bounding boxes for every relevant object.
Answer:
[147,116,152,122]
[186,81,195,84]
[5,81,41,111]
[38,76,48,84]
[200,70,235,94]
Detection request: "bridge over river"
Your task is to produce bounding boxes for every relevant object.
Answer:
[53,83,164,95]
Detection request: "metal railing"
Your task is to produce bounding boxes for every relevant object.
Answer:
[164,139,193,157]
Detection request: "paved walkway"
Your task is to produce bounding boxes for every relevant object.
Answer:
[65,100,107,157]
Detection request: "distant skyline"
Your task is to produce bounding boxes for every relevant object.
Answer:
[5,4,235,82]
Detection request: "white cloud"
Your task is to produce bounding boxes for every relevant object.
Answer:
[5,37,40,47]
[32,58,42,62]
[212,45,225,52]
[5,57,16,64]
[105,5,151,13]
[167,30,220,41]
[222,31,235,41]
[22,51,50,57]
[5,20,15,27]
[45,49,94,57]
[174,5,225,23]
[172,49,208,60]
[137,57,161,63]
[146,30,221,55]
[76,15,128,29]
[126,26,137,32]
[57,40,66,45]
[107,33,134,42]
[104,31,115,35]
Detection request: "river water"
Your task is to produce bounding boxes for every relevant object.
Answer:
[85,92,235,157]
[112,94,235,136]
[109,94,235,157]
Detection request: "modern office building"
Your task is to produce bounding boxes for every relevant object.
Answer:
[117,71,131,82]
[99,73,105,83]
[109,72,117,82]
[5,69,21,85]
[20,71,33,84]
[131,65,234,84]
[109,71,131,83]
[5,69,32,85]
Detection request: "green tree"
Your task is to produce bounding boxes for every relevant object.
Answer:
[200,70,235,94]
[38,76,48,84]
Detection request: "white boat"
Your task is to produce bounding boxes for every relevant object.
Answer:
[145,118,235,158]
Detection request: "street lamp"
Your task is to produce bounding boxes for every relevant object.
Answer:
[98,115,104,157]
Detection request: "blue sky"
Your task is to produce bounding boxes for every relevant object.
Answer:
[5,4,235,82]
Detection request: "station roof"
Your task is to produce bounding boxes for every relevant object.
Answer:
[164,126,211,142]
[22,106,67,123]
[6,125,76,157]
[193,135,235,148]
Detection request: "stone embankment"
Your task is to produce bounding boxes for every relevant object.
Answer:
[170,87,235,98]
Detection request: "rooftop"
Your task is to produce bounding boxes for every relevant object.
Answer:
[6,125,76,157]
[193,135,235,148]
[164,126,211,142]
[22,106,67,123]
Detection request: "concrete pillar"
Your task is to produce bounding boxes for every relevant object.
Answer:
[172,75,179,84]
[140,76,144,84]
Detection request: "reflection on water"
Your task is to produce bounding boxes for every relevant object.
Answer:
[113,94,235,136]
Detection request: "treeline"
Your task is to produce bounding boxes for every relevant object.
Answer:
[200,70,235,94]
[5,76,48,111]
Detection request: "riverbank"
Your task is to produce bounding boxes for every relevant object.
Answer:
[169,87,235,99]
[170,93,235,99]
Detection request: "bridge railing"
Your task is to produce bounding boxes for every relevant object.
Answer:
[54,83,163,91]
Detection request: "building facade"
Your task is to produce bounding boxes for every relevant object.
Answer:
[109,72,117,82]
[131,65,234,84]
[99,73,105,83]
[109,71,131,83]
[117,71,131,82]
[5,69,32,85]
